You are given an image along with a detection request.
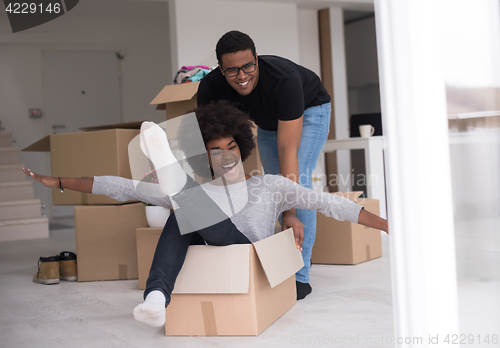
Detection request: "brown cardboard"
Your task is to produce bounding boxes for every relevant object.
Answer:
[150,82,200,120]
[311,192,382,265]
[136,227,162,290]
[75,203,148,281]
[245,121,263,176]
[136,227,303,336]
[150,83,263,175]
[245,143,263,176]
[23,122,142,205]
[165,228,302,336]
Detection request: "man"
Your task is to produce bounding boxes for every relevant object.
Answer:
[197,30,331,300]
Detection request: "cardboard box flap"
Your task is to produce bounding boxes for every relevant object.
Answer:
[79,121,144,132]
[253,228,304,288]
[22,121,144,152]
[172,243,250,294]
[22,135,50,152]
[332,191,363,202]
[150,82,200,108]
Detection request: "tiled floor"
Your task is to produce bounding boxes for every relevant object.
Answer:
[0,217,498,347]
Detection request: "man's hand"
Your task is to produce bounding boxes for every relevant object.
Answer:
[282,211,304,251]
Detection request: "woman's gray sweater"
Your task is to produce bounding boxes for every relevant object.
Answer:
[93,175,362,243]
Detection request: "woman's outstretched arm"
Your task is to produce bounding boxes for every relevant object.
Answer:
[358,208,389,233]
[22,168,94,193]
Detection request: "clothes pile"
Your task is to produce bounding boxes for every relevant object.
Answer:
[173,65,211,84]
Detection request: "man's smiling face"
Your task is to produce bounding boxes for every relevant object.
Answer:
[219,49,259,96]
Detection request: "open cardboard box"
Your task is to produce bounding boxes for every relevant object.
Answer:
[136,227,303,336]
[151,82,200,121]
[22,122,143,205]
[75,203,148,281]
[150,83,263,175]
[312,191,382,265]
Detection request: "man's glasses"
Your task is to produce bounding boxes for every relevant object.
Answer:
[222,62,257,77]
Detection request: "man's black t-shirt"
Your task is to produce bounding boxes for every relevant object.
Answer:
[197,55,330,131]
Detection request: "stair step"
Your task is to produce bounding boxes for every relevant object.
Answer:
[0,181,34,202]
[0,217,49,242]
[0,132,12,147]
[0,199,42,221]
[0,147,19,165]
[0,164,26,182]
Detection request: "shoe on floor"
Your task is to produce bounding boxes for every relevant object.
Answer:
[33,255,60,285]
[59,251,77,281]
[296,281,312,300]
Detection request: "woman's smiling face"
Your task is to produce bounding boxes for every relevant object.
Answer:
[206,136,243,182]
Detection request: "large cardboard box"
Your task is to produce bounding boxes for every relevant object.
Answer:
[136,227,162,290]
[75,203,148,281]
[312,192,382,265]
[136,227,303,336]
[23,122,143,205]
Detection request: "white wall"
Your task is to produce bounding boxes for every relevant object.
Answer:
[297,9,321,76]
[170,0,300,73]
[0,1,171,217]
[0,0,324,217]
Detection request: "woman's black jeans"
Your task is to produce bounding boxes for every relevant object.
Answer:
[144,176,251,307]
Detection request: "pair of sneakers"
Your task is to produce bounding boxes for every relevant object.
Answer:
[33,251,77,285]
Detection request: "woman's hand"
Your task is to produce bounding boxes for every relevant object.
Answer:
[22,168,59,189]
[358,208,389,234]
[282,210,304,251]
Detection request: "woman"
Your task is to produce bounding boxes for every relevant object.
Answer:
[23,100,388,328]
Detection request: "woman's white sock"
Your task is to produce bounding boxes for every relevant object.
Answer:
[133,290,166,327]
[139,121,187,196]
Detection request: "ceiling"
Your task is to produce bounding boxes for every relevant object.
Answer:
[66,0,374,19]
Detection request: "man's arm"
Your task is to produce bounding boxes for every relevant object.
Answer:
[277,117,305,250]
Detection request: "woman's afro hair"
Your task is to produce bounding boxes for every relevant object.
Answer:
[177,100,256,177]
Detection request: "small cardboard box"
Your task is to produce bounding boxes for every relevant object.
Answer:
[151,82,199,120]
[150,83,263,176]
[136,227,303,336]
[312,192,382,265]
[23,122,143,205]
[75,203,148,281]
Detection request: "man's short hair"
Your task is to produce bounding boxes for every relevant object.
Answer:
[216,30,256,64]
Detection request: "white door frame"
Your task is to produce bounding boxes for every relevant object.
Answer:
[374,0,460,346]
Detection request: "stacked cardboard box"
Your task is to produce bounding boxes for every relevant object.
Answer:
[312,191,382,265]
[136,227,303,336]
[23,122,143,205]
[23,122,148,281]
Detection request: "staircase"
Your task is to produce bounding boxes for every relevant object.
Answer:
[0,124,49,242]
